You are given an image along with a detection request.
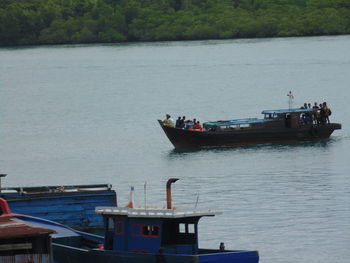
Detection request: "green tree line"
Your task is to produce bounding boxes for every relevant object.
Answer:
[1,0,350,46]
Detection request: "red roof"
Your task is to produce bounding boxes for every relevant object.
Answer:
[0,216,55,239]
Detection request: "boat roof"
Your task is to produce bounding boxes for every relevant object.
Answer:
[0,216,55,239]
[261,108,314,114]
[203,118,267,126]
[203,108,315,127]
[95,207,221,218]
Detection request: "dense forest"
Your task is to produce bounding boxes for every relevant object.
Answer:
[1,0,350,46]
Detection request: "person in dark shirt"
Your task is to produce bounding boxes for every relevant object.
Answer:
[175,116,182,128]
[312,102,320,124]
[323,102,331,124]
[180,116,186,128]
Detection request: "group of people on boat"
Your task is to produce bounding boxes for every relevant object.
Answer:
[163,114,204,131]
[301,101,332,125]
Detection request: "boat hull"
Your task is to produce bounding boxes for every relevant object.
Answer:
[0,184,117,231]
[17,218,258,263]
[53,244,259,263]
[8,199,259,263]
[158,120,341,148]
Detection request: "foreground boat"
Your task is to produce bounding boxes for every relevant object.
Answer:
[0,199,55,263]
[1,179,259,263]
[0,175,116,231]
[159,108,341,148]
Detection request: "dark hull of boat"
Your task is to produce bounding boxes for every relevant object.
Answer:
[158,120,341,148]
[53,243,259,263]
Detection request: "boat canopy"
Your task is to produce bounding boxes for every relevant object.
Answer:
[95,207,220,218]
[203,118,267,128]
[261,108,314,115]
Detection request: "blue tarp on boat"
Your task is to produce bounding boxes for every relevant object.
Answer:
[261,108,314,114]
[203,108,314,128]
[203,118,268,128]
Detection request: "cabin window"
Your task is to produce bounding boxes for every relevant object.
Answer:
[151,225,159,236]
[142,225,150,235]
[178,223,196,234]
[188,224,195,234]
[107,217,114,231]
[116,222,124,235]
[134,225,160,237]
[179,223,186,233]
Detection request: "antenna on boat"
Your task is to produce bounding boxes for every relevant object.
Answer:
[126,186,134,208]
[287,91,294,109]
[195,193,199,209]
[144,182,147,209]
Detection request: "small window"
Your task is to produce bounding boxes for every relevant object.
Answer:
[179,223,186,233]
[139,225,160,237]
[151,226,159,236]
[107,218,114,231]
[116,222,124,234]
[142,225,150,235]
[188,224,195,234]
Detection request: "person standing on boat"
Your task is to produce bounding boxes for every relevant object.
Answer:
[175,116,182,128]
[180,116,186,128]
[312,102,320,124]
[287,91,294,109]
[163,114,175,127]
[323,102,331,124]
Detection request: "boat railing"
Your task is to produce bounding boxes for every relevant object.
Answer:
[0,184,113,195]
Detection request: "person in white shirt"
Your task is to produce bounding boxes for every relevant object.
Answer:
[163,114,175,127]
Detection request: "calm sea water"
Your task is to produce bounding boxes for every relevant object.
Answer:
[1,36,349,263]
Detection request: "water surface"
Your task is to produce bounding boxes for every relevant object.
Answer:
[1,36,349,263]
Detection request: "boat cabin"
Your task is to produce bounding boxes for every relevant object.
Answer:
[95,207,219,254]
[203,108,316,131]
[0,198,55,263]
[262,108,315,128]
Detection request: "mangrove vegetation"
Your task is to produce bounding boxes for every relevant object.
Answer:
[1,0,350,46]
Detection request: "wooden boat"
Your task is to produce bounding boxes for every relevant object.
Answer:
[1,179,259,263]
[0,175,117,231]
[158,108,341,148]
[0,198,55,263]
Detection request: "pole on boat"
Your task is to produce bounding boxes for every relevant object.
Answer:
[287,91,294,110]
[0,174,7,193]
[166,178,179,209]
[144,182,147,209]
[126,186,134,208]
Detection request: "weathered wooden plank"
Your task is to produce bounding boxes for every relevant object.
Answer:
[0,243,32,251]
[1,188,116,230]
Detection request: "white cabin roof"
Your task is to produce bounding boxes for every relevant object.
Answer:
[95,207,221,218]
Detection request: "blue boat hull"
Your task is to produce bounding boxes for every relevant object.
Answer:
[53,243,259,263]
[0,184,117,230]
[11,214,259,263]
